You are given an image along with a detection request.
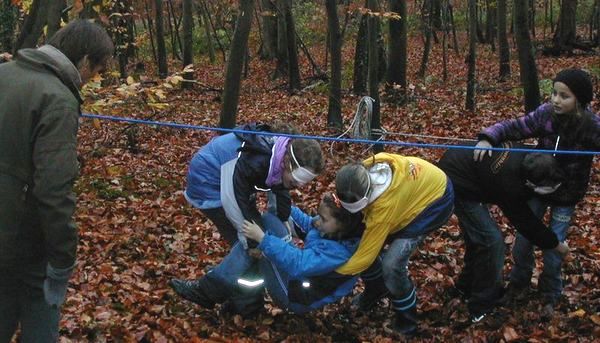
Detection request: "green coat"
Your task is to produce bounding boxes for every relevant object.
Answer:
[0,45,82,269]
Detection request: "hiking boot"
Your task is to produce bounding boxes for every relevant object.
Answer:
[351,287,390,312]
[169,278,216,308]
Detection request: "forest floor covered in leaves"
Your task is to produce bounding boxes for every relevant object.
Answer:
[56,35,600,342]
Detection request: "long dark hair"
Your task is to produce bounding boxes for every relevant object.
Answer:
[321,193,365,240]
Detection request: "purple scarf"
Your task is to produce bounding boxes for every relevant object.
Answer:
[266,136,291,186]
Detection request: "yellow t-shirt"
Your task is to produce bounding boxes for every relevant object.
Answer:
[336,153,447,275]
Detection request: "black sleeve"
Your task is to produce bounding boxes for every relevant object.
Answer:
[271,187,291,222]
[499,200,559,250]
[232,156,264,229]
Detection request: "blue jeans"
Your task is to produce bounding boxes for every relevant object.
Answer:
[510,198,574,302]
[453,199,505,315]
[367,180,454,313]
[203,213,293,310]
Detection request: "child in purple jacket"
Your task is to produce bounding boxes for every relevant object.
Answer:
[474,68,599,317]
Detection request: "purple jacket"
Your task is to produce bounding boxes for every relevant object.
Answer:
[479,103,600,205]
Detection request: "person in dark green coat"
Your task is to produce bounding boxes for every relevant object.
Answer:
[0,20,113,342]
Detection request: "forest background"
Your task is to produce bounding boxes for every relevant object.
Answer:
[1,0,599,341]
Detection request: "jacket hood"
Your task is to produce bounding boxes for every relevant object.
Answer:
[17,45,83,103]
[235,123,276,154]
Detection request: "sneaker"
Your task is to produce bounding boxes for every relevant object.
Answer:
[351,288,390,312]
[468,309,505,330]
[470,311,488,323]
[169,278,216,308]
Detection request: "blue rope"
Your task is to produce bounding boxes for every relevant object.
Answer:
[80,113,600,156]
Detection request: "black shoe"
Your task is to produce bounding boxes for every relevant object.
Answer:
[352,288,390,312]
[469,309,505,330]
[470,311,488,323]
[221,298,264,318]
[169,278,216,308]
[391,307,418,336]
[500,284,529,306]
[449,285,470,301]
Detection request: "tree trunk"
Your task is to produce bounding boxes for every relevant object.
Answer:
[449,2,460,53]
[283,0,301,92]
[166,0,182,60]
[418,0,434,78]
[486,0,497,51]
[219,0,255,129]
[387,0,407,101]
[529,0,536,37]
[182,0,194,88]
[553,0,578,52]
[367,0,383,153]
[466,0,477,111]
[353,12,368,95]
[497,0,510,80]
[0,0,18,52]
[274,0,288,79]
[325,0,343,130]
[514,0,540,111]
[260,0,277,60]
[442,0,449,81]
[14,0,48,52]
[155,0,169,78]
[46,0,66,40]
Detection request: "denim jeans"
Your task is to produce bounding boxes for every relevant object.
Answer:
[453,199,505,315]
[366,180,454,312]
[510,198,574,302]
[0,262,60,343]
[202,213,293,309]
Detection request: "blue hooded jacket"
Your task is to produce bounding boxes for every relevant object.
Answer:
[185,123,291,225]
[258,207,360,313]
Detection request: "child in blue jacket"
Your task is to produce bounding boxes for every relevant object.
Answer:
[184,122,324,247]
[170,193,364,314]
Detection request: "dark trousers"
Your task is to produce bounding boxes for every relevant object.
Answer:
[201,207,238,245]
[454,199,505,315]
[0,262,60,343]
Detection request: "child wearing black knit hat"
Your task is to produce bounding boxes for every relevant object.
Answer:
[469,68,599,321]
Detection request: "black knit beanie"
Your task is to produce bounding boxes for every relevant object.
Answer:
[553,68,594,107]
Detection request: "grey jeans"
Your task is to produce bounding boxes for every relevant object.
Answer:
[0,262,60,343]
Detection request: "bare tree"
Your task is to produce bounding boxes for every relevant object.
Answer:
[13,0,48,52]
[353,10,368,94]
[325,0,343,130]
[155,0,169,78]
[367,0,383,153]
[466,0,477,110]
[0,0,18,52]
[514,0,540,111]
[260,0,277,59]
[182,0,194,88]
[387,0,408,101]
[219,0,255,129]
[497,0,510,80]
[553,0,578,52]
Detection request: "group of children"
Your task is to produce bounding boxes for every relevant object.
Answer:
[170,68,598,335]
